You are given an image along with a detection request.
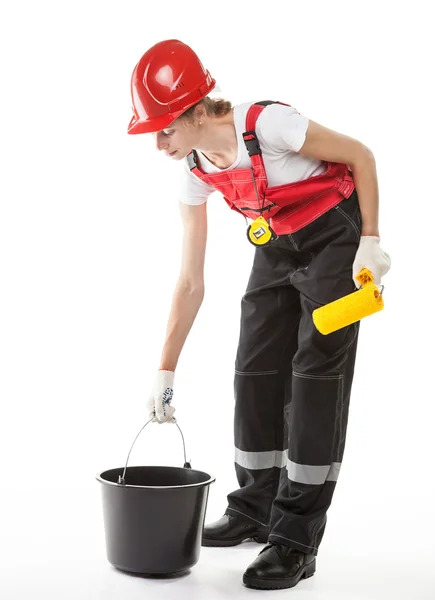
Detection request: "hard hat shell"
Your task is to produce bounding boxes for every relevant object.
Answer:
[128,39,216,134]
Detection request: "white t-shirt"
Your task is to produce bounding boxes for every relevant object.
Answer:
[178,101,327,205]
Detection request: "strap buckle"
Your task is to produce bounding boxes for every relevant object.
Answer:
[187,150,199,171]
[243,131,262,157]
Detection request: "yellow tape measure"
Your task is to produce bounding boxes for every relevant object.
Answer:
[247,216,277,247]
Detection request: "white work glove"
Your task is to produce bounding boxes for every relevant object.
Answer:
[146,370,176,424]
[352,236,391,287]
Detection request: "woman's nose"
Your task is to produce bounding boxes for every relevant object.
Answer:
[155,132,169,151]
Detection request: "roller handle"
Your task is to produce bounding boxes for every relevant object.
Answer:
[355,268,375,288]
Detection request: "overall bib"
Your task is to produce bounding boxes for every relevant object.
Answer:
[187,101,361,555]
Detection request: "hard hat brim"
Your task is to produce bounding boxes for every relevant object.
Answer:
[127,111,182,135]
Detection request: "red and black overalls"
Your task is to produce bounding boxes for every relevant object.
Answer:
[187,101,362,555]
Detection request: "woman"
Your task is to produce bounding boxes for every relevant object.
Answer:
[128,39,391,591]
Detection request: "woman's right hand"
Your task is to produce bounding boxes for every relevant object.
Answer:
[146,370,176,424]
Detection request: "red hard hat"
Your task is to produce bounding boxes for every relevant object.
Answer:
[127,39,217,135]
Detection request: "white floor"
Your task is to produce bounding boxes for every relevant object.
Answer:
[1,485,434,600]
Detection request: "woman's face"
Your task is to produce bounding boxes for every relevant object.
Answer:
[153,117,200,161]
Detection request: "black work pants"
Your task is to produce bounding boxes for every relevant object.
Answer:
[226,190,362,556]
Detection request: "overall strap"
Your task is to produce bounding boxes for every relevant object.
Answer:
[242,101,285,203]
[242,100,290,158]
[186,148,202,175]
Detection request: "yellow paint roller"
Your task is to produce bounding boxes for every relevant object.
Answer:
[312,268,384,335]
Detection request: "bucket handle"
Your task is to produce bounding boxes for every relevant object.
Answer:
[117,419,191,485]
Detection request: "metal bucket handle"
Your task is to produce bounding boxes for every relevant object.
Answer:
[117,419,191,486]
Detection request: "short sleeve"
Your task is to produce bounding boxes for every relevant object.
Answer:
[178,160,215,205]
[256,103,310,153]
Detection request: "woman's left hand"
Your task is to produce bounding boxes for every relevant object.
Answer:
[352,236,391,287]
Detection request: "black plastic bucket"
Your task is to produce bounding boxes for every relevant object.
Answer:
[96,420,215,575]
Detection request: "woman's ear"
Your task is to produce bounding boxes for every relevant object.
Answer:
[194,105,206,125]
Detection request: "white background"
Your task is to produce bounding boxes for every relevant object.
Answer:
[1,1,434,598]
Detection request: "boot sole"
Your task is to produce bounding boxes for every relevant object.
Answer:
[242,559,316,589]
[202,531,269,547]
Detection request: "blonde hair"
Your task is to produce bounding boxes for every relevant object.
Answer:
[180,96,232,124]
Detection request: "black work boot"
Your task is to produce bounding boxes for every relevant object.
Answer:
[243,542,316,589]
[202,513,270,547]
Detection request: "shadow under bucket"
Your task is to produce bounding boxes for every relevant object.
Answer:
[96,420,215,575]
